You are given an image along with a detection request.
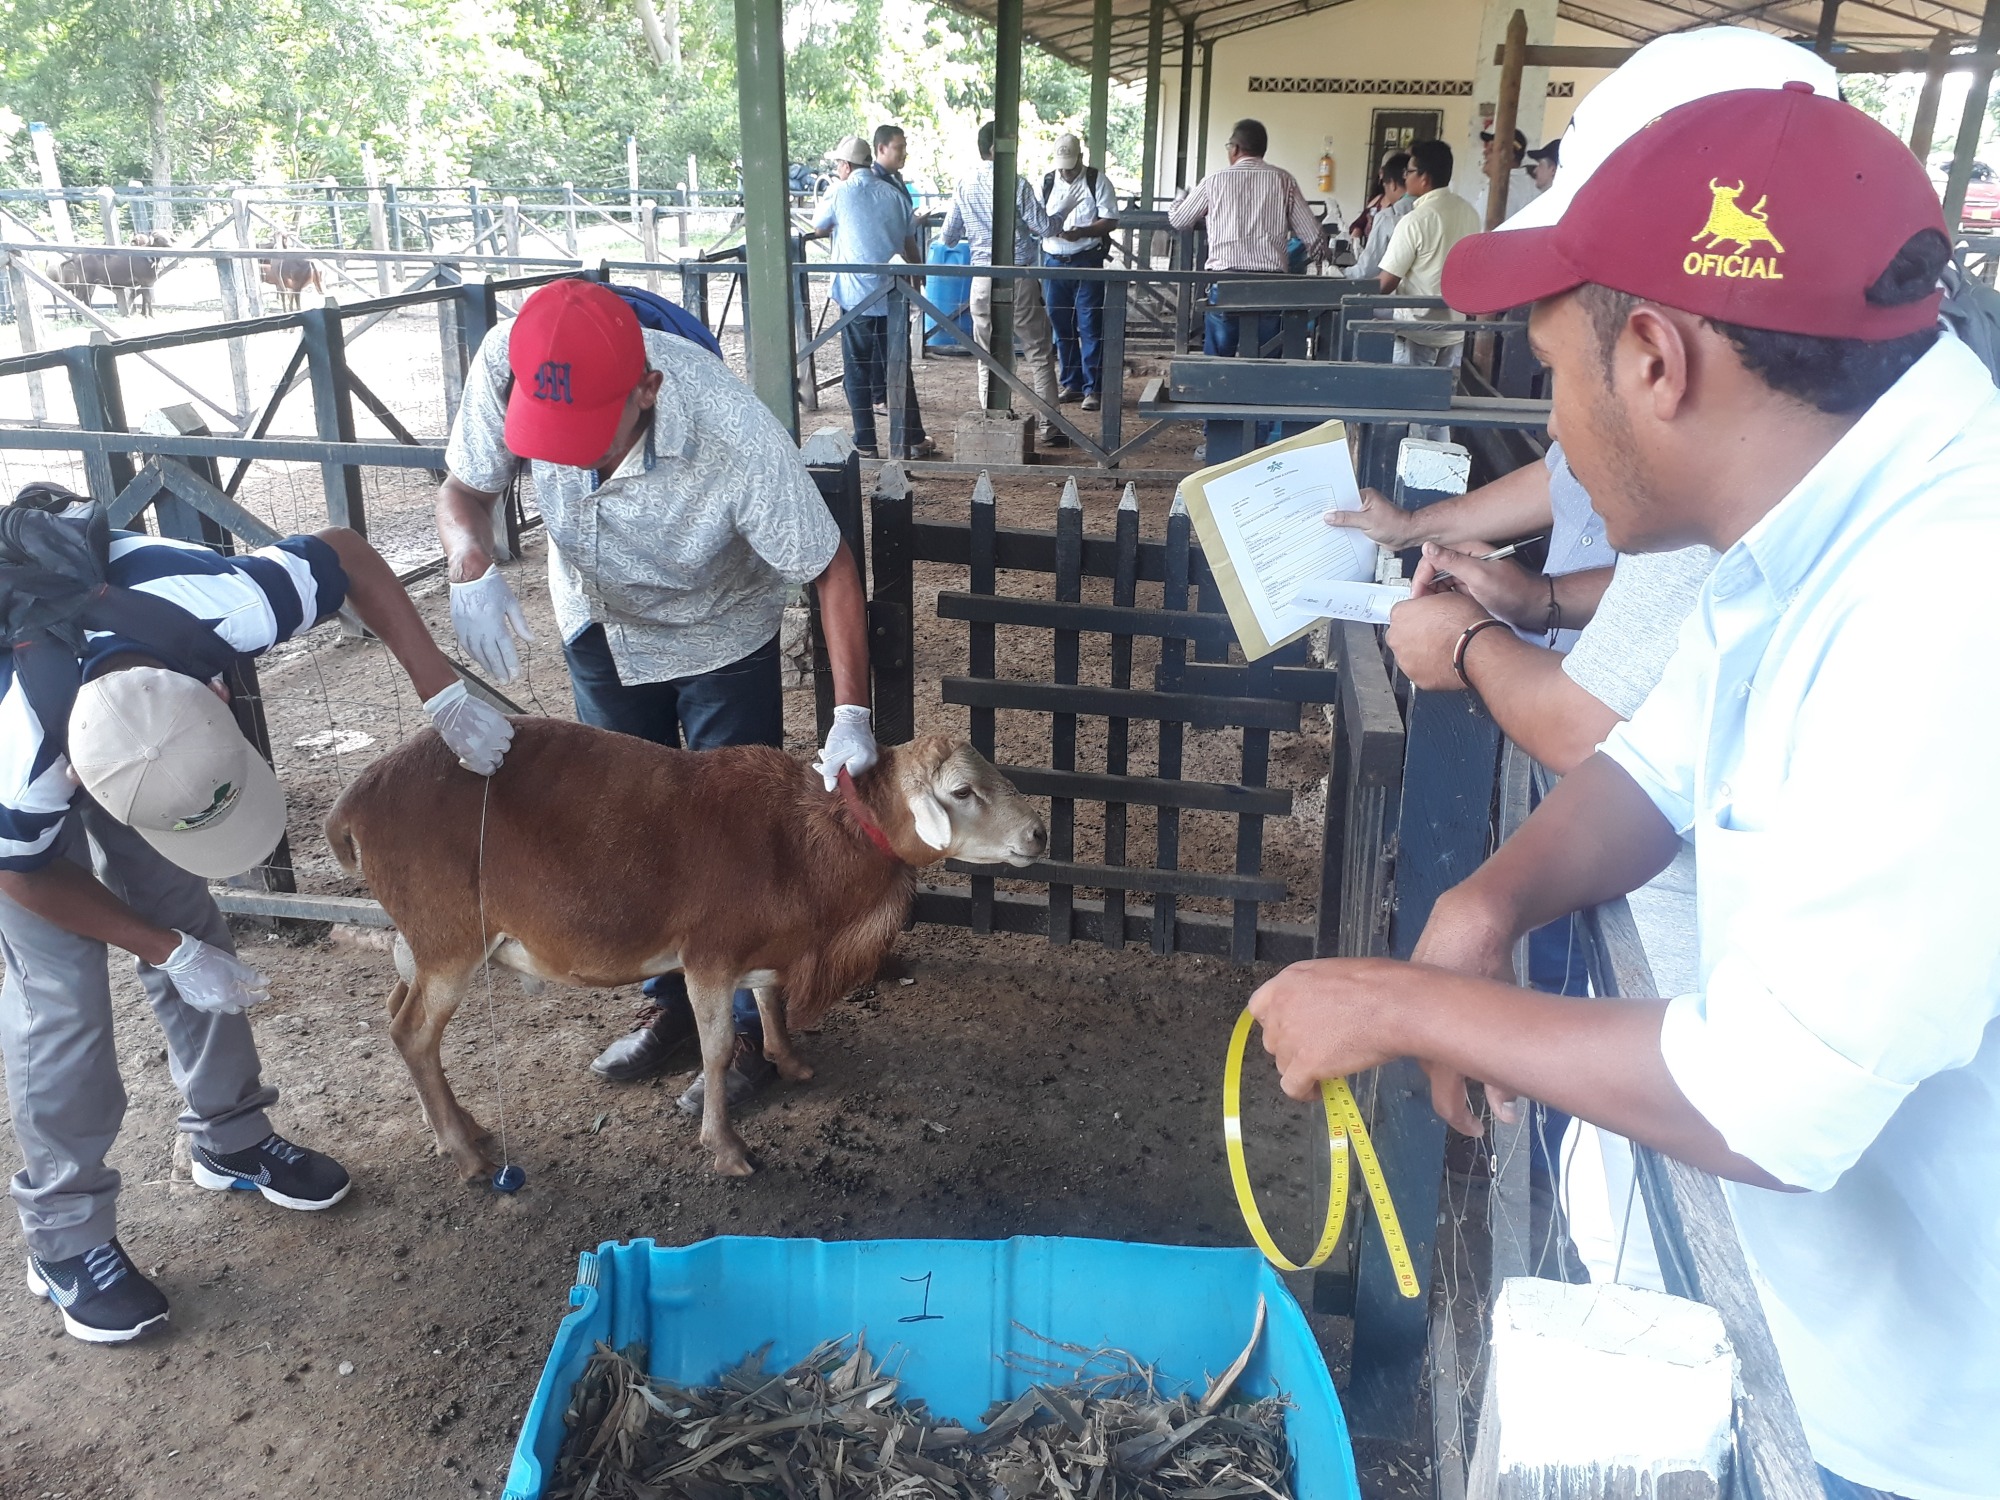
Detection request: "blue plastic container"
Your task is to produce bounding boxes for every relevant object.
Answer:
[924,239,974,348]
[502,1235,1359,1500]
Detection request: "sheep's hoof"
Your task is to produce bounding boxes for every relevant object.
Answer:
[710,1142,756,1177]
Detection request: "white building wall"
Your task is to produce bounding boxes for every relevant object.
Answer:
[1144,0,1623,219]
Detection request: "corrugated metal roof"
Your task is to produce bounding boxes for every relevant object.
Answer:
[953,0,1987,80]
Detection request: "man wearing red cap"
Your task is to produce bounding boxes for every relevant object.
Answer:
[435,278,877,1101]
[1253,87,1999,1498]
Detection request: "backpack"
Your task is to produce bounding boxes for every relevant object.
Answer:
[1940,259,2000,385]
[607,283,724,360]
[0,492,241,755]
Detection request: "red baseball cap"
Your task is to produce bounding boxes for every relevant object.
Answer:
[1443,83,1946,339]
[504,280,646,467]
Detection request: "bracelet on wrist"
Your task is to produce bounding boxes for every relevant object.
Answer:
[1452,618,1509,690]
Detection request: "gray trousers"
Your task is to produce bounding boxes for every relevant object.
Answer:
[0,800,275,1260]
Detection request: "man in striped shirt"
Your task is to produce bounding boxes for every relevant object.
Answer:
[0,493,508,1344]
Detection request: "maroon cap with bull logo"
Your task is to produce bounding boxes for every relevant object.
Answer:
[1442,83,1947,340]
[504,279,646,468]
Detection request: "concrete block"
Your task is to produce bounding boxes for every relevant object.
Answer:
[954,410,1031,466]
[1468,1277,1736,1500]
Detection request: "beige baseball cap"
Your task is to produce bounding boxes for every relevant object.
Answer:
[834,136,872,166]
[68,666,286,879]
[1052,133,1084,169]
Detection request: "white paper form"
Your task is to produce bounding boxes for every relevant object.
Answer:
[1194,435,1375,646]
[1291,580,1412,625]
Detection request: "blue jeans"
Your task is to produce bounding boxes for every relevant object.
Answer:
[1203,297,1283,456]
[563,625,778,1032]
[840,311,925,454]
[1046,250,1106,395]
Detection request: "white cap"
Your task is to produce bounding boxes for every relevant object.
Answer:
[834,136,872,167]
[1502,26,1837,232]
[1052,133,1084,168]
[69,666,286,879]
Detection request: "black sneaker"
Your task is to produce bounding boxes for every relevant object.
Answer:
[191,1133,350,1210]
[26,1239,169,1344]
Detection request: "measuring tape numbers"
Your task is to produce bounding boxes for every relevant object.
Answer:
[1221,1007,1422,1299]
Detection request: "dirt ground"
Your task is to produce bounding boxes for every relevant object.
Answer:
[0,280,1425,1498]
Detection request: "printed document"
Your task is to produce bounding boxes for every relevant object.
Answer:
[1179,420,1381,659]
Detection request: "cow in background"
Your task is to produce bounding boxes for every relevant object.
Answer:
[53,232,172,317]
[258,235,323,312]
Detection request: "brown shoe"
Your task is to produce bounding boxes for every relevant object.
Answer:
[589,1004,698,1082]
[676,1032,777,1115]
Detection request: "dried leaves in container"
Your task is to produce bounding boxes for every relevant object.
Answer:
[546,1306,1293,1500]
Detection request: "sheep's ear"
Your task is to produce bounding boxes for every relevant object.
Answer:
[908,788,953,853]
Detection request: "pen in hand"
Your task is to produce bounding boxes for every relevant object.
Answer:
[1425,535,1545,588]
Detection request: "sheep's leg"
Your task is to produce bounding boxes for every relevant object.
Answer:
[688,973,754,1177]
[386,969,497,1182]
[753,985,814,1084]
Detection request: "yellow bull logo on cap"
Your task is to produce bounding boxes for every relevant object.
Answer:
[1684,180,1784,281]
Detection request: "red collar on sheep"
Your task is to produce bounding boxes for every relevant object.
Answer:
[836,768,903,862]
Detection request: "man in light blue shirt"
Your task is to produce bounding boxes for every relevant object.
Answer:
[1250,85,1998,1500]
[812,124,934,459]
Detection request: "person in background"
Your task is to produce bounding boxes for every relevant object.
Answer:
[1377,138,1482,439]
[942,122,1066,449]
[1526,139,1560,195]
[1347,151,1412,282]
[813,124,936,460]
[1474,125,1541,223]
[1169,118,1329,454]
[1042,133,1121,413]
[830,136,870,185]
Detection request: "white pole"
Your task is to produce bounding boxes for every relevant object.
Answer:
[28,122,73,242]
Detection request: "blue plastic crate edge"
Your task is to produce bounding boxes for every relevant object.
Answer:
[501,1234,1359,1500]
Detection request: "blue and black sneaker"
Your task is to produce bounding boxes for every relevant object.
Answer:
[191,1133,350,1211]
[25,1239,169,1344]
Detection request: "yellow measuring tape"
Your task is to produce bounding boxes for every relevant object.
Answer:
[1221,1007,1422,1297]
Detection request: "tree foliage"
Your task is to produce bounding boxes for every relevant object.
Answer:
[0,0,1143,196]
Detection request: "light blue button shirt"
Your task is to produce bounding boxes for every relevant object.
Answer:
[1601,333,2000,1500]
[814,168,914,315]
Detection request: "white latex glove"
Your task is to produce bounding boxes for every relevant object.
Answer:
[813,704,879,792]
[449,566,533,685]
[424,679,514,776]
[159,931,271,1015]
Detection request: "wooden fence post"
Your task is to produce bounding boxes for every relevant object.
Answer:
[231,188,264,317]
[362,145,390,295]
[213,252,252,422]
[298,301,366,535]
[502,195,522,260]
[868,461,915,743]
[437,261,467,432]
[63,335,133,500]
[562,181,579,257]
[640,200,660,290]
[3,251,51,422]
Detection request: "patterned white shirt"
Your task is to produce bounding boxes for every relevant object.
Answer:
[445,322,841,685]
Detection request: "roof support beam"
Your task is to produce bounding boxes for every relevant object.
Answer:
[990,0,1024,413]
[1908,31,1955,156]
[1485,8,1529,231]
[1197,38,1216,179]
[1141,0,1166,206]
[1175,17,1197,190]
[1502,37,1991,68]
[732,0,796,435]
[1815,0,1844,51]
[1089,0,1114,166]
[1943,0,2000,226]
